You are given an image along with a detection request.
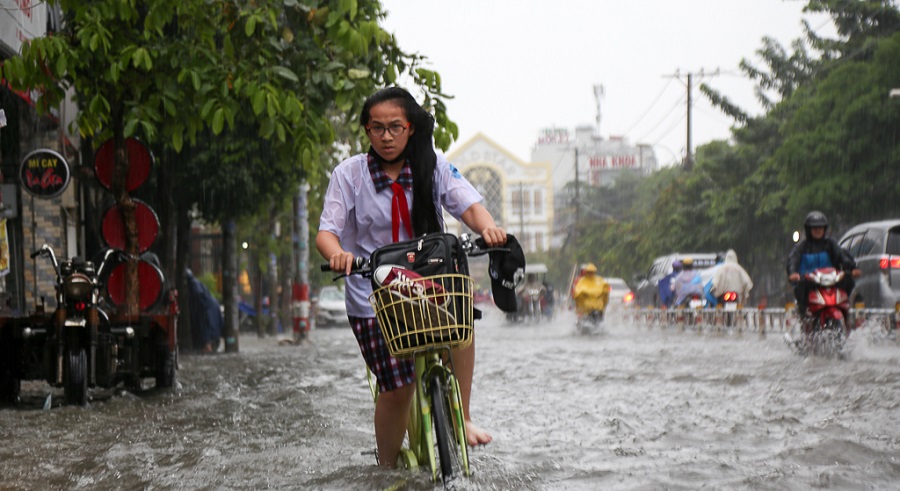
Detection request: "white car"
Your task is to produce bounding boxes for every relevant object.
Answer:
[605,277,635,310]
[315,286,348,327]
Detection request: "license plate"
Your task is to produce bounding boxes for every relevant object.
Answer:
[724,302,737,311]
[689,299,703,309]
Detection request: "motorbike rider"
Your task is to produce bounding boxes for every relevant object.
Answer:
[572,263,610,319]
[671,257,705,307]
[711,249,753,306]
[786,211,860,317]
[658,260,682,308]
[519,273,547,315]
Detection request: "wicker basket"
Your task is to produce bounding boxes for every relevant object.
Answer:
[369,273,474,358]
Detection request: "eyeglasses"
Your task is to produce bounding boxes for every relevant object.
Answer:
[366,123,410,137]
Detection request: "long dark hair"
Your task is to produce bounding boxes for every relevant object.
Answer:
[361,87,441,236]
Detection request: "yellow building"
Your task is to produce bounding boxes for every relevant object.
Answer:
[444,134,553,254]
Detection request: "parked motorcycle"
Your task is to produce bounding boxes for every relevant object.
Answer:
[28,245,122,405]
[784,267,850,357]
[1,246,179,406]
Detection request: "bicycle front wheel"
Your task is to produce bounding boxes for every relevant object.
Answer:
[430,374,466,485]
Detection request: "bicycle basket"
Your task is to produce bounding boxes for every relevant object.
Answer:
[369,273,474,357]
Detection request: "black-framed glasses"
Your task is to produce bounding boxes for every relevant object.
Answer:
[366,123,410,137]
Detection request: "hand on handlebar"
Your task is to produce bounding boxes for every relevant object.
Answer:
[851,268,861,279]
[327,251,356,276]
[788,273,800,283]
[479,226,507,247]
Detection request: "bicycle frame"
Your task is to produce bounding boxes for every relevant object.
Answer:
[367,348,470,481]
[330,233,499,483]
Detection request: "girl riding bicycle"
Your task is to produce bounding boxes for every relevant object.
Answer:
[316,87,505,467]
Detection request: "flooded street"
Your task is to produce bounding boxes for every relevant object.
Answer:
[2,308,900,490]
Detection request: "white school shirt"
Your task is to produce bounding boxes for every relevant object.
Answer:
[319,153,483,317]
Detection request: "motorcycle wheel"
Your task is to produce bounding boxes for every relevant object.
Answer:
[818,318,847,357]
[64,346,88,406]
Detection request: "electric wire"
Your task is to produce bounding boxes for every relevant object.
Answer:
[620,77,676,137]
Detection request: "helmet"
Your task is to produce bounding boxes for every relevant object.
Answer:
[672,260,683,271]
[804,210,829,236]
[681,257,694,269]
[583,263,598,274]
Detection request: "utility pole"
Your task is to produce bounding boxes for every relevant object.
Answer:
[665,68,718,171]
[575,147,581,227]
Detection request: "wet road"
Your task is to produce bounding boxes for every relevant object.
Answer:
[2,308,899,490]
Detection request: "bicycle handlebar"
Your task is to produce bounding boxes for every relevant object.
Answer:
[320,233,511,283]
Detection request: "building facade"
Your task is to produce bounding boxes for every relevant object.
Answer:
[445,133,553,254]
[1,0,77,312]
[530,125,658,249]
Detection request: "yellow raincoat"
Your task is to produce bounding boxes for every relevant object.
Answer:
[573,274,610,315]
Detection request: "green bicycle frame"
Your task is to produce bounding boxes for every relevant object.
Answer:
[367,350,470,480]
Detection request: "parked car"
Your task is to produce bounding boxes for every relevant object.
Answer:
[634,253,718,307]
[605,277,635,310]
[838,219,900,309]
[314,286,348,327]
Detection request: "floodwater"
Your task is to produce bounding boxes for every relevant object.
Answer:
[2,308,899,490]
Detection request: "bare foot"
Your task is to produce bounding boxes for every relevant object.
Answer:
[465,420,492,446]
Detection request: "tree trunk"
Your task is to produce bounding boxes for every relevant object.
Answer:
[222,219,239,353]
[110,104,140,316]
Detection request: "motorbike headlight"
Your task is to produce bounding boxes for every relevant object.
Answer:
[64,273,93,301]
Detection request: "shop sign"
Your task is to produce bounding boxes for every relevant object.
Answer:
[19,149,71,198]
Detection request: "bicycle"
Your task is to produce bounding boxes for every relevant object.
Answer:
[322,233,494,486]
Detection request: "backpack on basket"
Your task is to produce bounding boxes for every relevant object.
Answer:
[368,233,478,355]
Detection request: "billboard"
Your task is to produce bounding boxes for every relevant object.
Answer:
[0,1,47,56]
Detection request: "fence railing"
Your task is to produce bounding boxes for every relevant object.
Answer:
[628,305,900,335]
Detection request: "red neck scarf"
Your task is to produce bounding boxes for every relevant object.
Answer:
[391,182,413,242]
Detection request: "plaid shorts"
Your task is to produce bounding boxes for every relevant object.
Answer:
[349,316,416,393]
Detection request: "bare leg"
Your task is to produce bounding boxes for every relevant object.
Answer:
[451,337,493,446]
[374,383,416,467]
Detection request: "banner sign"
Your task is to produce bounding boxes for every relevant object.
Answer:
[19,149,71,198]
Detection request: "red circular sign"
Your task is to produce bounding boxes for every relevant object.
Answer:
[94,138,153,191]
[106,260,164,311]
[101,199,159,253]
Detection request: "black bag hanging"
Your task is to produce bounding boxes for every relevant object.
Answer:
[369,233,469,281]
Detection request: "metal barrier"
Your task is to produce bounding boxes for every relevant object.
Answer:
[629,305,899,336]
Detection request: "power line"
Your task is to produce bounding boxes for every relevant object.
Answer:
[663,68,719,170]
[621,77,677,137]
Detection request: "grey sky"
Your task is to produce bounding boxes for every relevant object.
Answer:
[380,0,836,165]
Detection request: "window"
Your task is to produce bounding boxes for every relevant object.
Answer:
[464,166,503,226]
[533,189,543,215]
[887,227,900,256]
[841,233,864,257]
[858,229,881,257]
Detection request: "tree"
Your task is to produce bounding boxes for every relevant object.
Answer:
[2,0,457,347]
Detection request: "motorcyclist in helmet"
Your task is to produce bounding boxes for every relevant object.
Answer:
[786,211,860,317]
[671,257,705,307]
[573,263,610,320]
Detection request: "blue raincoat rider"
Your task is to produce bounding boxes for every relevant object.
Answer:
[786,211,860,317]
[658,260,682,307]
